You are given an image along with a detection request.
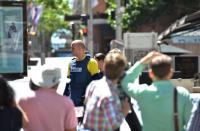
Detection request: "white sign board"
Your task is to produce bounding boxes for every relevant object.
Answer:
[124,32,158,49]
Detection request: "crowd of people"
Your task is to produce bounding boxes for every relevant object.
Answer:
[0,39,199,131]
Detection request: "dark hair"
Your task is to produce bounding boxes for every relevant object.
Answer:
[194,73,200,79]
[29,80,40,91]
[94,53,105,61]
[104,52,127,80]
[150,55,172,79]
[0,75,15,107]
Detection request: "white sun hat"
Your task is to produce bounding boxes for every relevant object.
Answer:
[30,64,62,88]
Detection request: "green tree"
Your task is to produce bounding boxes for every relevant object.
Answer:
[28,0,71,33]
[107,0,200,32]
[27,0,71,56]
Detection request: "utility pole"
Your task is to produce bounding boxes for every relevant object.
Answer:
[87,0,94,55]
[41,30,45,65]
[116,0,122,41]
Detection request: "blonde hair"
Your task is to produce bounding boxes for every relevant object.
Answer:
[109,48,122,54]
[71,40,85,49]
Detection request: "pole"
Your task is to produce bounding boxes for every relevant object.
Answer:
[41,30,45,65]
[87,0,93,55]
[116,0,122,41]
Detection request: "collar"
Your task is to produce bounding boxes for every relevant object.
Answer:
[37,88,57,93]
[152,80,174,87]
[104,77,118,89]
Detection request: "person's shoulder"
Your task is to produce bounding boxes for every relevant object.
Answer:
[87,77,103,87]
[53,95,76,111]
[93,77,105,83]
[176,86,191,96]
[87,77,105,88]
[11,107,22,116]
[59,95,75,106]
[46,94,75,108]
[19,92,36,105]
[89,57,96,62]
[88,57,98,65]
[1,107,22,117]
[94,78,112,94]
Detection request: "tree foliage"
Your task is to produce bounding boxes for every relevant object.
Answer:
[26,0,71,56]
[27,0,71,34]
[107,0,200,32]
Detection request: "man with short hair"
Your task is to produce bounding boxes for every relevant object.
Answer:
[63,40,101,124]
[122,51,193,131]
[83,52,130,130]
[63,40,100,107]
[19,65,77,131]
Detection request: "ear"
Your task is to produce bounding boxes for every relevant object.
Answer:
[148,69,155,80]
[167,68,174,79]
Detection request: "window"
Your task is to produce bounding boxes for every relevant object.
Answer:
[175,56,198,78]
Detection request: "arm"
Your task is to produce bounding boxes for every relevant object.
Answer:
[187,101,200,131]
[121,51,161,97]
[64,100,78,131]
[18,105,29,128]
[121,61,145,99]
[182,91,193,129]
[63,64,71,96]
[184,97,193,124]
[18,101,29,128]
[67,63,70,78]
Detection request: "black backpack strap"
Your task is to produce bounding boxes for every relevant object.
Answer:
[125,103,142,131]
[174,87,179,131]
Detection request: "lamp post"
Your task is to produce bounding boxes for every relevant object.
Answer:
[87,0,94,56]
[116,0,122,41]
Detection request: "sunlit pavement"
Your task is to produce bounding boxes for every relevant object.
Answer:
[9,57,72,101]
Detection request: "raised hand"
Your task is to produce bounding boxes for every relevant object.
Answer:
[140,51,162,65]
